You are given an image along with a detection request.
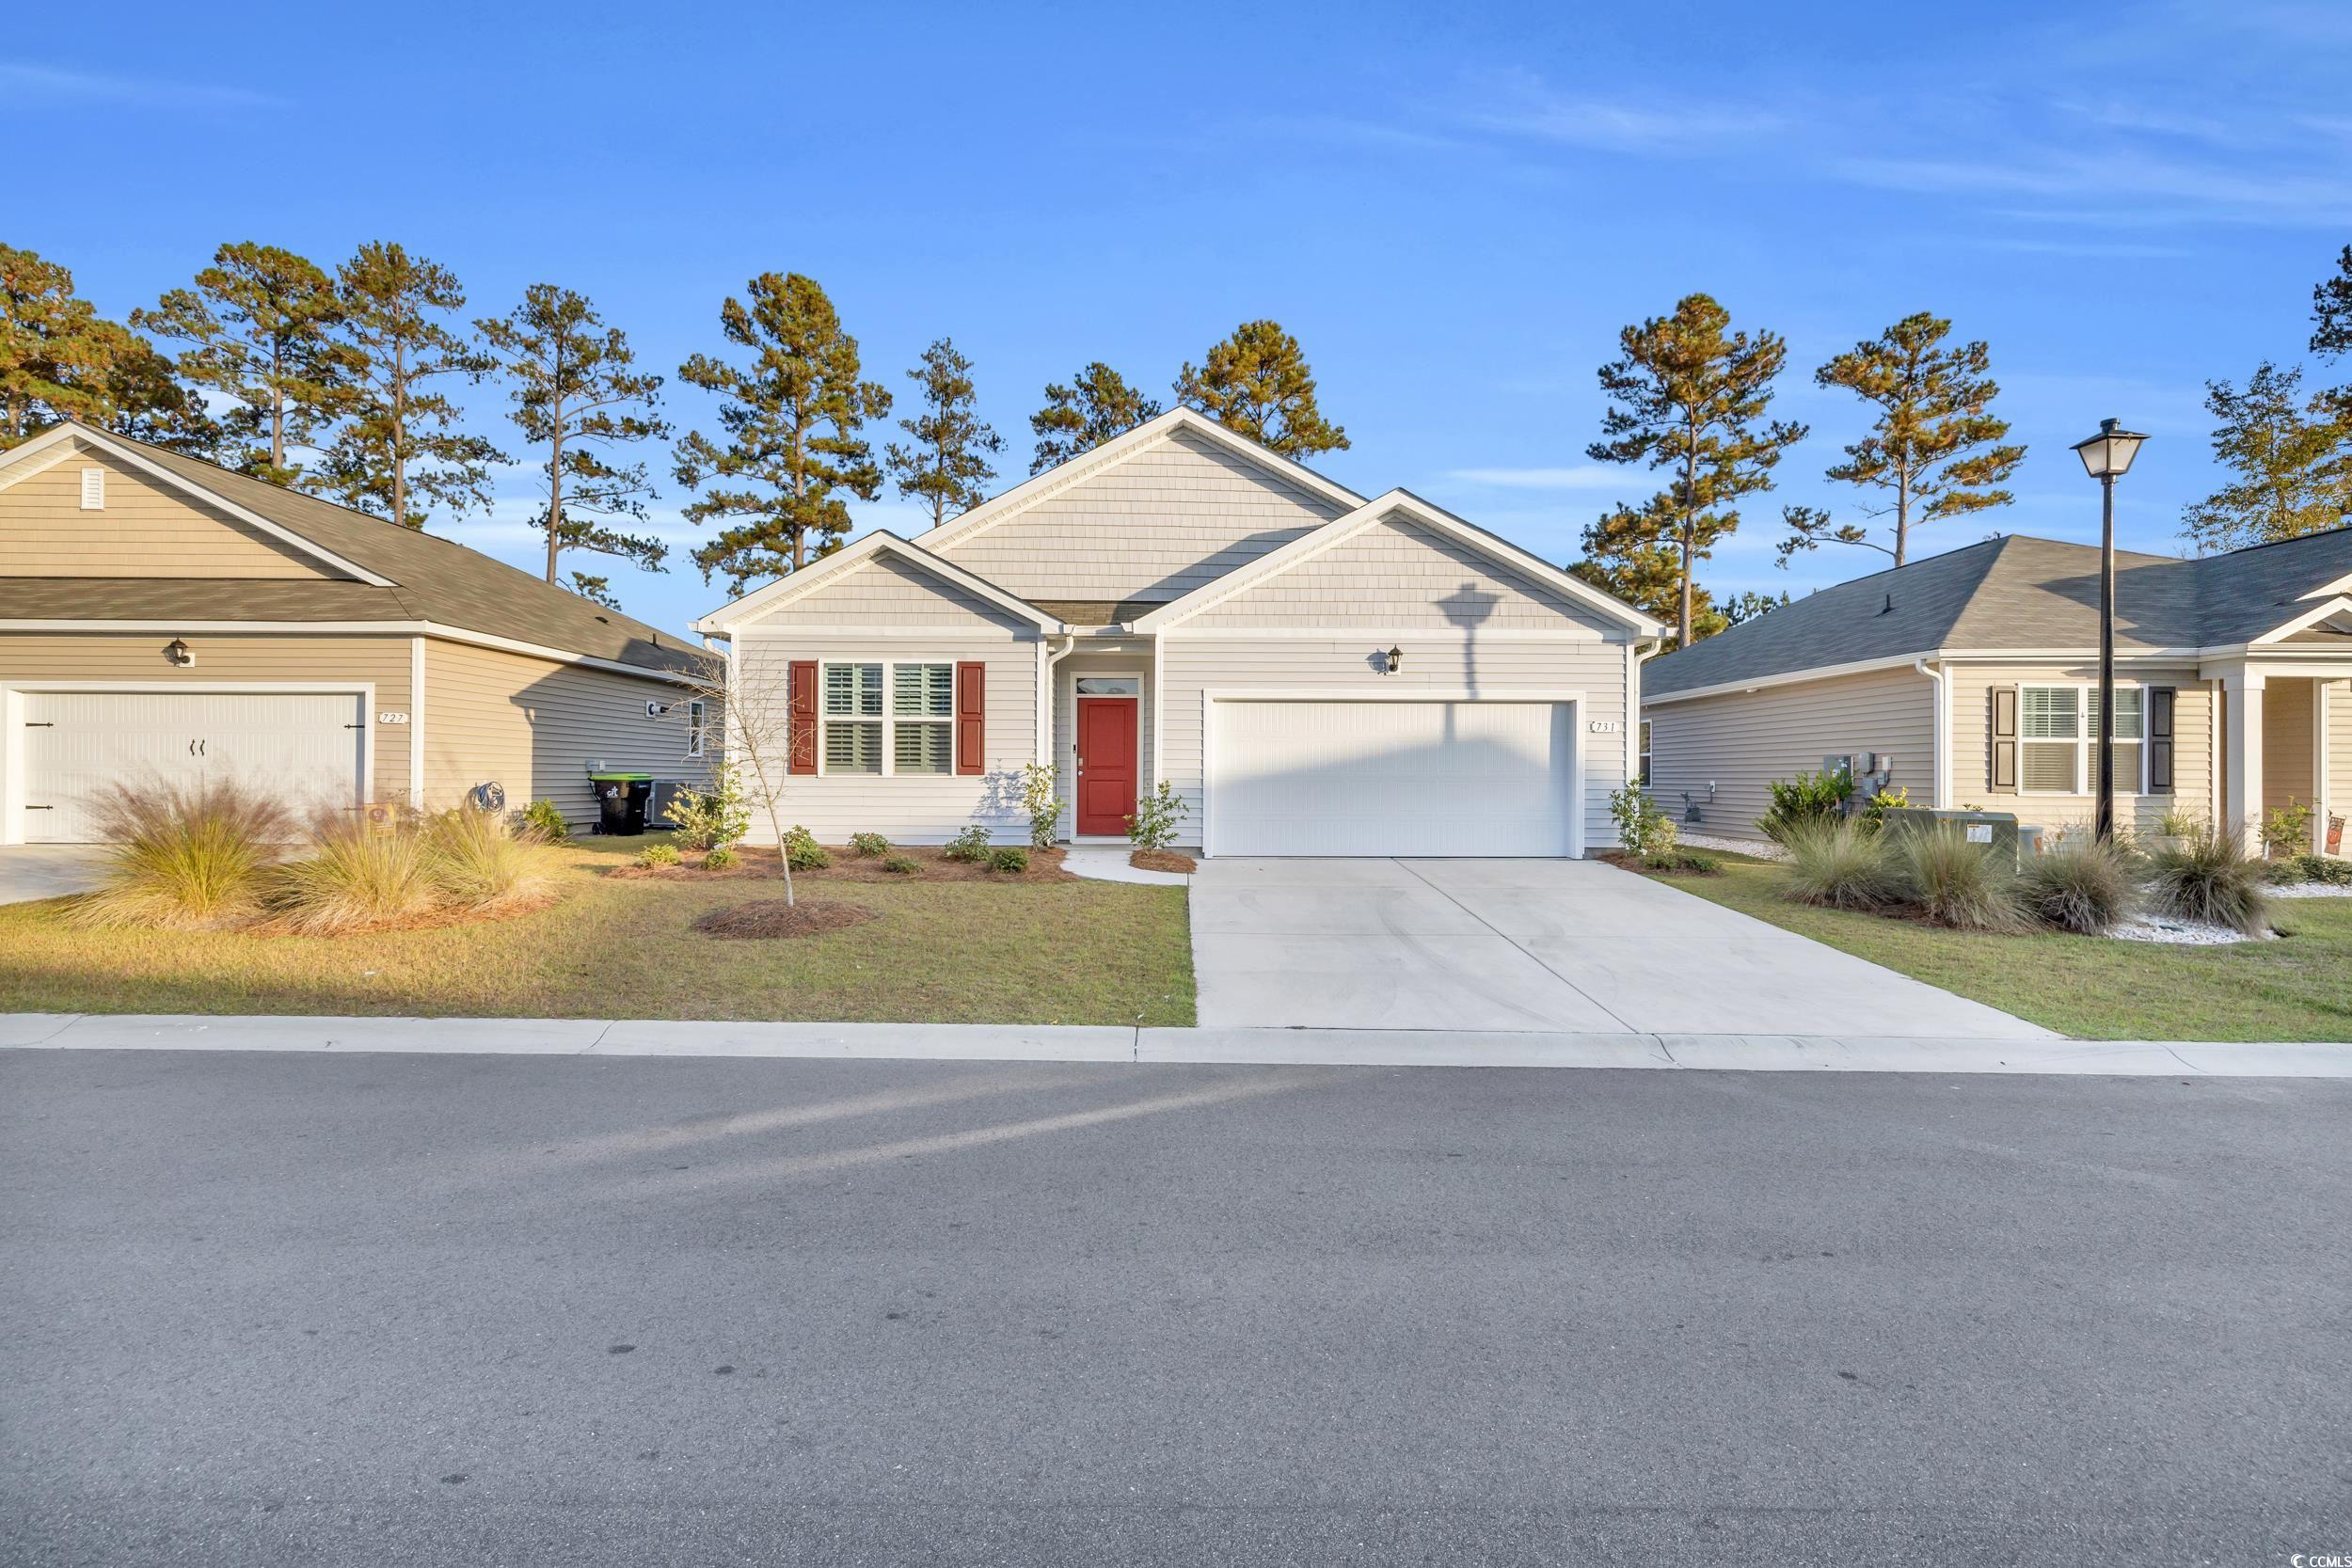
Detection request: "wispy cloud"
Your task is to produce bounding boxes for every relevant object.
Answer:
[1835,148,2352,226]
[0,61,282,110]
[1445,465,1624,491]
[1971,236,2195,260]
[1467,70,1783,154]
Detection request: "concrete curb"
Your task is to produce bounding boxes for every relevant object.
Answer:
[4,1014,2347,1076]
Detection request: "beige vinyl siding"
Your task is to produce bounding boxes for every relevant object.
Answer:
[421,640,705,828]
[934,426,1348,602]
[778,553,1032,627]
[1947,662,2213,836]
[1054,651,1152,831]
[2264,678,2317,832]
[1645,666,1933,844]
[731,631,1041,844]
[1188,511,1621,632]
[2327,680,2351,855]
[1,630,411,802]
[0,440,341,579]
[1160,635,1631,854]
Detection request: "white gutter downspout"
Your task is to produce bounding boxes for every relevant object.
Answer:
[1632,639,1663,790]
[1914,657,1948,809]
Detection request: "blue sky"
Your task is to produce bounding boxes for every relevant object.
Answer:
[10,0,2349,637]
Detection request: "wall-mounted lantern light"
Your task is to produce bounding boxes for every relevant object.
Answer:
[165,638,194,667]
[1384,645,1403,674]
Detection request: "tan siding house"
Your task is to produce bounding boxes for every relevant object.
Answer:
[1643,531,2352,854]
[2,423,709,842]
[697,412,1662,857]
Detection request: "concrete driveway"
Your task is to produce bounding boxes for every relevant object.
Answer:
[1190,857,2050,1038]
[0,846,107,906]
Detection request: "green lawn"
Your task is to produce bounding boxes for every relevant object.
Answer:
[1652,856,2352,1042]
[0,840,1196,1026]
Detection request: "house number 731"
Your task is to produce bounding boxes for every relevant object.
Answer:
[1586,720,1620,733]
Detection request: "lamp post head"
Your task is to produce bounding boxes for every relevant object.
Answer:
[2072,417,2148,481]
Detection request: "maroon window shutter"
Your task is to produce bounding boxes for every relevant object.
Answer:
[2148,686,2175,793]
[787,660,818,775]
[955,661,985,775]
[1989,686,2017,792]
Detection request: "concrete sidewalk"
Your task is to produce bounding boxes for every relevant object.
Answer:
[5,1012,2346,1077]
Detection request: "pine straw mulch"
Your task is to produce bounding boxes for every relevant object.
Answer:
[1130,849,1197,874]
[691,898,875,941]
[1597,849,1725,879]
[607,843,1077,884]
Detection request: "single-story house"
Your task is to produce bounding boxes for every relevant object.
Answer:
[1641,529,2352,853]
[1,421,711,842]
[692,408,1662,857]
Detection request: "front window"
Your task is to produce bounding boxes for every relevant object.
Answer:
[821,661,955,776]
[892,662,954,775]
[2021,684,2144,794]
[822,662,883,774]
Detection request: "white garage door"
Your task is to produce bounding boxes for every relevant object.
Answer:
[21,690,367,843]
[1208,699,1578,857]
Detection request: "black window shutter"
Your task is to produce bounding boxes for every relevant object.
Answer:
[2148,686,2175,793]
[1989,686,2017,792]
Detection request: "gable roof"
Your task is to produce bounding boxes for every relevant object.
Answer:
[691,529,1064,635]
[1130,488,1665,636]
[3,423,708,675]
[911,406,1367,558]
[1644,527,2352,701]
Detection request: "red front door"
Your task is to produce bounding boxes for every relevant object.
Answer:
[1075,697,1138,836]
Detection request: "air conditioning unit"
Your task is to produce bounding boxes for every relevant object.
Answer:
[646,778,691,829]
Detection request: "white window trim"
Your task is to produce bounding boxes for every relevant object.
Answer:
[2018,681,2148,797]
[816,659,955,778]
[685,699,707,759]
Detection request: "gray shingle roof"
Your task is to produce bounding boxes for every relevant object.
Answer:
[55,426,709,675]
[1645,527,2352,698]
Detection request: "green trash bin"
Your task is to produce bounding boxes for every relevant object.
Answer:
[588,771,654,835]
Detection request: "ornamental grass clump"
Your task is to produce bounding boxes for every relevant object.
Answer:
[1774,817,1899,911]
[72,778,292,929]
[2015,836,2137,936]
[267,815,439,934]
[1897,826,2029,933]
[2145,829,2271,936]
[422,804,557,913]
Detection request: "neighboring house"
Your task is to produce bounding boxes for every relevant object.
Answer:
[1641,530,2352,853]
[692,408,1662,856]
[1,421,711,843]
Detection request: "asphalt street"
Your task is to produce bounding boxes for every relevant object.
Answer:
[4,1048,2346,1566]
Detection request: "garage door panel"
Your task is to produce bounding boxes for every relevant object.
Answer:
[1210,700,1575,858]
[23,690,366,843]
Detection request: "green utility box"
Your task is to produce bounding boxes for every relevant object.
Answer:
[1880,807,2022,867]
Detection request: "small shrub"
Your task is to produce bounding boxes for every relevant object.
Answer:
[849,832,891,858]
[663,763,751,850]
[268,816,439,934]
[2015,837,2137,936]
[1758,768,1852,843]
[781,824,831,870]
[987,846,1030,874]
[638,842,681,867]
[881,853,921,875]
[520,799,569,842]
[702,846,739,871]
[2146,831,2270,935]
[1609,784,1675,857]
[2264,797,2314,859]
[1775,817,1899,910]
[2266,853,2352,886]
[72,778,292,928]
[1857,786,1915,831]
[944,823,993,862]
[1019,762,1064,849]
[1897,826,2029,933]
[2156,806,2203,839]
[422,804,555,911]
[1642,847,1720,874]
[1125,780,1187,852]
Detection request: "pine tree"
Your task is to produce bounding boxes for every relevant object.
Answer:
[883,337,1004,527]
[1781,312,2022,569]
[1,243,213,452]
[1174,320,1348,461]
[2314,244,2352,419]
[478,283,671,605]
[132,243,353,485]
[1028,362,1161,473]
[2181,361,2352,552]
[321,242,501,529]
[1724,588,1792,626]
[1582,293,1806,647]
[1572,510,1727,649]
[674,272,890,592]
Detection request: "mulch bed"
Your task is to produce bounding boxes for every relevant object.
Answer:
[608,843,1076,883]
[1130,849,1197,874]
[1597,849,1724,879]
[691,898,875,941]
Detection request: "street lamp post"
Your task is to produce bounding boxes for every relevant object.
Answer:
[2070,419,2149,844]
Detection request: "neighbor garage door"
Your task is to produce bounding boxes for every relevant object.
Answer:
[21,689,367,842]
[1206,698,1577,857]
